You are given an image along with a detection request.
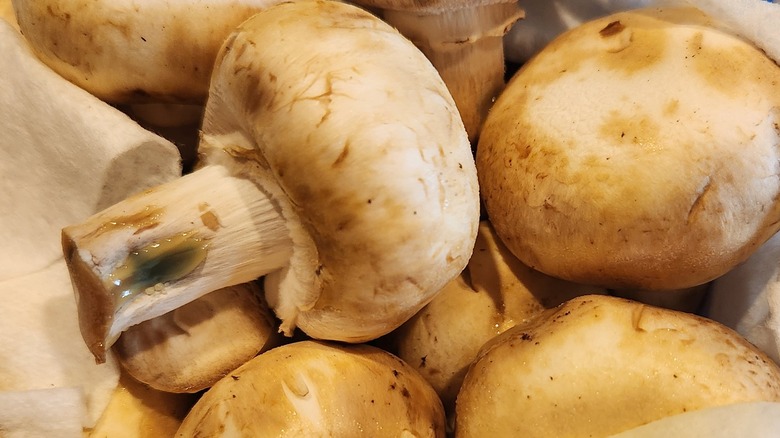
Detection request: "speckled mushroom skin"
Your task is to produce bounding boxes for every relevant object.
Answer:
[200,0,480,341]
[12,0,287,103]
[177,341,446,437]
[477,7,780,290]
[455,295,780,438]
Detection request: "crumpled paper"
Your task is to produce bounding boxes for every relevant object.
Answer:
[707,232,780,365]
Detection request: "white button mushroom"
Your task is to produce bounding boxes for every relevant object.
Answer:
[455,295,780,437]
[11,0,290,104]
[62,0,480,363]
[176,340,446,437]
[477,7,780,291]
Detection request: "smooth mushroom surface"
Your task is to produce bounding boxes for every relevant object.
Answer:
[11,0,290,103]
[607,402,780,438]
[114,282,280,393]
[349,0,524,142]
[177,340,446,437]
[455,295,780,437]
[477,7,780,291]
[62,0,479,362]
[388,220,605,415]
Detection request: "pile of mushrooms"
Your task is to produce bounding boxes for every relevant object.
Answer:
[5,0,780,436]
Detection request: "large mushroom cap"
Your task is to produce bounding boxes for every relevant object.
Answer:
[201,0,480,341]
[177,340,446,437]
[62,0,479,361]
[477,7,780,290]
[455,295,780,437]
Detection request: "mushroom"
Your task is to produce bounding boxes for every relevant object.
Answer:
[455,295,780,437]
[62,0,480,363]
[387,221,605,417]
[176,340,446,437]
[11,0,288,104]
[347,0,524,142]
[477,7,780,291]
[113,282,281,393]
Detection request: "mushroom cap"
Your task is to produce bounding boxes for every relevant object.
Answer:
[455,295,780,437]
[177,340,446,437]
[477,7,780,290]
[11,0,287,103]
[113,282,280,393]
[200,0,479,342]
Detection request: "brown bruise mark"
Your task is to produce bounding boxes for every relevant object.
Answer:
[599,20,625,37]
[332,141,350,167]
[599,21,666,74]
[82,206,164,240]
[599,111,661,149]
[198,202,222,232]
[687,176,712,224]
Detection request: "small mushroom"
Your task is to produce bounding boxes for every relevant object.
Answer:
[477,7,780,291]
[455,295,780,437]
[348,0,524,142]
[62,0,479,363]
[11,0,289,104]
[176,340,446,437]
[113,282,280,393]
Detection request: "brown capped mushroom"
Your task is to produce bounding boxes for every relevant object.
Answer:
[177,340,446,437]
[477,7,780,291]
[11,0,289,104]
[455,295,780,437]
[62,0,479,363]
[114,282,280,393]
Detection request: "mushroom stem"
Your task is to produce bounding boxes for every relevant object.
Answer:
[383,3,523,144]
[62,164,292,362]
